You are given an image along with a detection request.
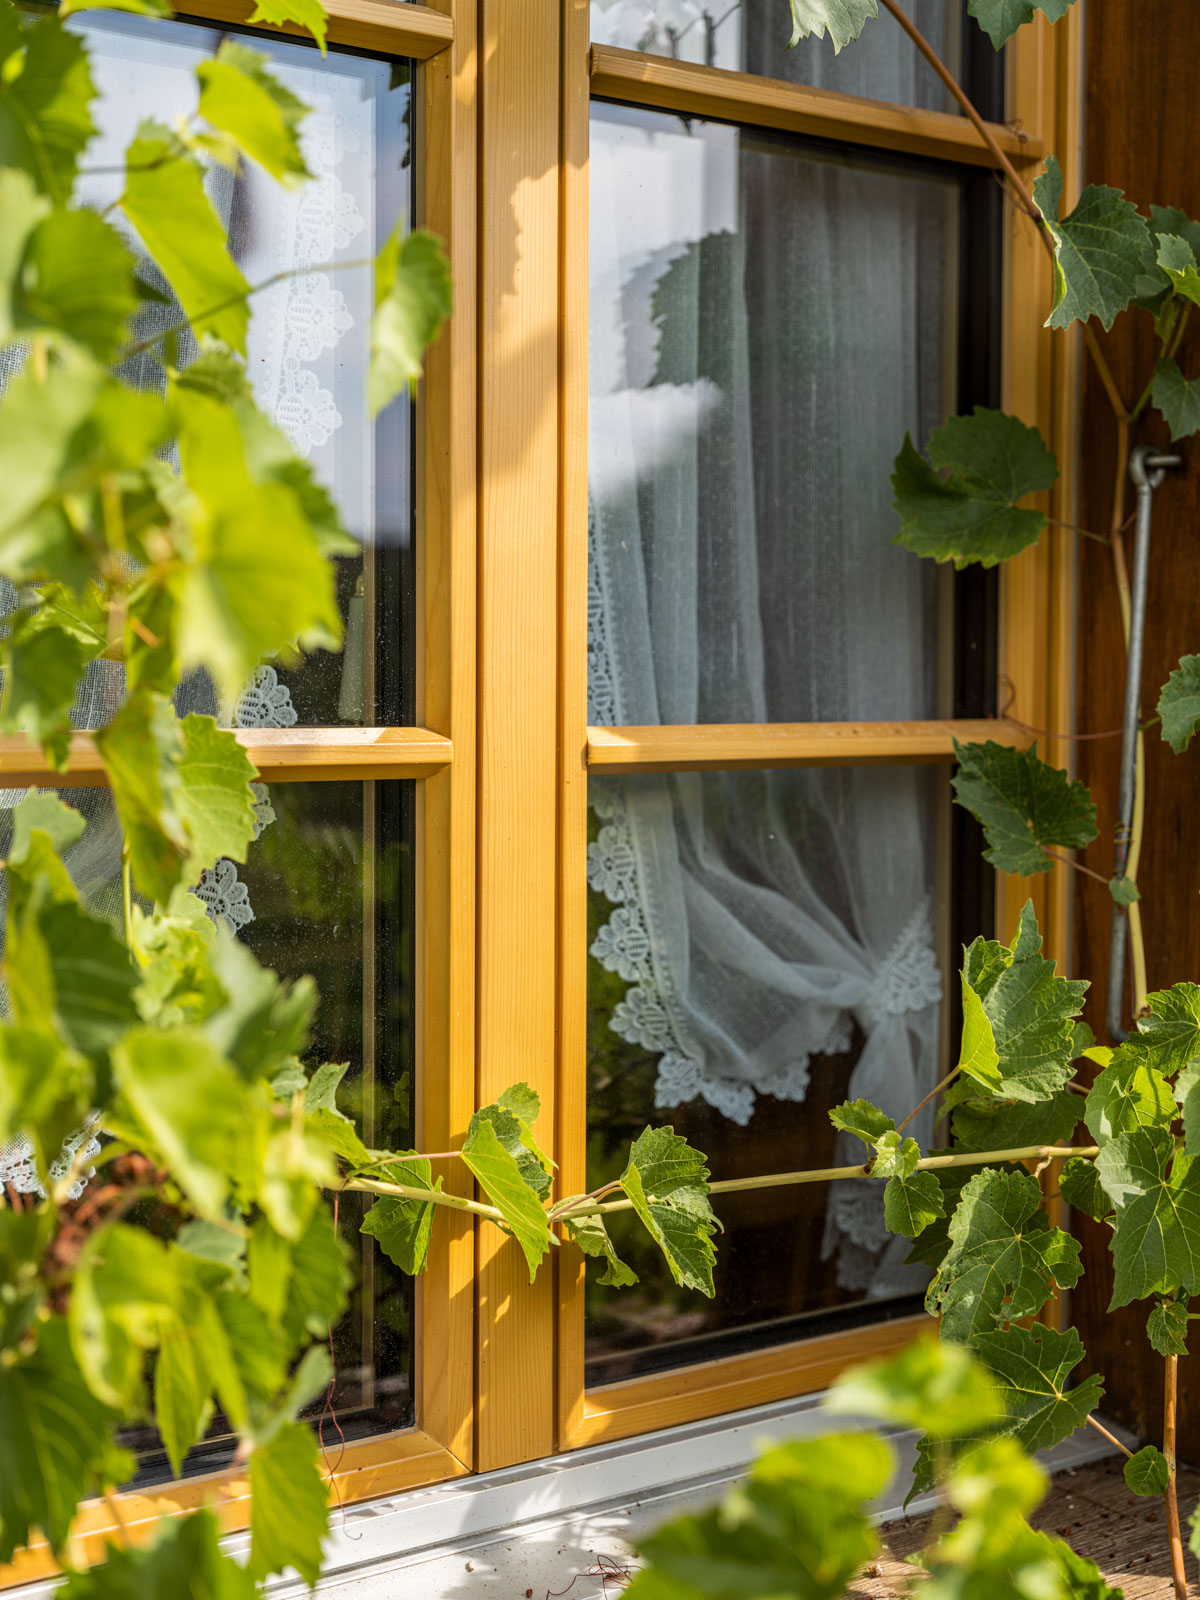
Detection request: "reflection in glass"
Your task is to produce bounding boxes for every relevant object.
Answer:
[589,102,960,730]
[585,767,946,1382]
[590,0,960,113]
[70,12,416,728]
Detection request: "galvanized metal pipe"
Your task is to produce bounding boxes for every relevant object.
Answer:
[1107,445,1181,1042]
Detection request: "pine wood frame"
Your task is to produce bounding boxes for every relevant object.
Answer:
[0,0,476,1583]
[0,0,1084,1576]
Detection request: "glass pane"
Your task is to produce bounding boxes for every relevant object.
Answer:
[69,12,416,728]
[589,102,960,727]
[585,766,949,1384]
[0,778,417,1475]
[590,0,961,113]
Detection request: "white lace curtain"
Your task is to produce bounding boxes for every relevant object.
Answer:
[0,17,377,1197]
[587,103,954,1291]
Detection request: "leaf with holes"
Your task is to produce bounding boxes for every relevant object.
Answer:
[892,410,1057,570]
[952,742,1098,878]
[1034,156,1151,330]
[1095,1128,1200,1308]
[926,1168,1082,1344]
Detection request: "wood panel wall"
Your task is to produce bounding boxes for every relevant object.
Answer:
[1072,1,1200,1457]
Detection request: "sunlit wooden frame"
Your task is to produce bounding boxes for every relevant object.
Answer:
[0,0,478,1580]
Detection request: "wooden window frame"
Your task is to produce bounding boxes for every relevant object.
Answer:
[1,0,1083,1574]
[0,0,477,1583]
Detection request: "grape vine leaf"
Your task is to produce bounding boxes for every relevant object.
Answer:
[952,742,1099,877]
[624,1433,888,1600]
[155,1315,214,1477]
[0,3,97,202]
[1176,1062,1200,1157]
[1034,156,1152,331]
[197,41,311,188]
[1084,1048,1175,1145]
[7,897,139,1060]
[0,169,49,340]
[0,607,100,770]
[870,1130,921,1180]
[122,121,251,355]
[950,1087,1081,1155]
[0,1319,130,1562]
[784,0,876,50]
[1127,982,1200,1076]
[1109,875,1140,905]
[1151,359,1200,442]
[95,690,189,905]
[247,0,328,52]
[891,409,1057,569]
[966,0,1074,50]
[203,936,316,1084]
[1059,1156,1112,1222]
[959,902,1087,1103]
[1134,207,1200,309]
[926,1168,1083,1344]
[563,1207,639,1287]
[175,714,259,880]
[956,973,1002,1092]
[460,1116,553,1282]
[69,1223,176,1409]
[249,1420,328,1586]
[884,1171,945,1238]
[1158,655,1200,754]
[369,226,452,416]
[0,1025,90,1166]
[619,1126,718,1296]
[974,1324,1102,1454]
[1147,1299,1189,1357]
[57,1506,257,1600]
[15,210,138,363]
[1094,1128,1200,1308]
[1156,232,1200,306]
[1125,1445,1170,1497]
[827,1336,1004,1439]
[360,1156,442,1275]
[467,1092,552,1200]
[276,1207,351,1355]
[829,1097,894,1146]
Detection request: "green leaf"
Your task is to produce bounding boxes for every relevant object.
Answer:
[1177,1062,1200,1157]
[7,897,139,1060]
[460,1115,552,1282]
[203,936,315,1083]
[926,1168,1082,1344]
[57,1507,257,1600]
[1084,1047,1174,1144]
[1148,1298,1189,1357]
[95,690,188,904]
[197,41,311,187]
[563,1206,639,1287]
[959,902,1087,1103]
[15,209,138,362]
[155,1317,215,1478]
[883,1170,945,1238]
[171,384,341,704]
[0,4,96,202]
[1034,155,1151,330]
[0,608,98,770]
[1128,982,1200,1075]
[966,0,1075,49]
[1059,1156,1112,1221]
[627,1432,887,1600]
[69,1223,176,1409]
[278,1206,352,1355]
[784,0,877,50]
[974,1324,1103,1454]
[1158,655,1200,754]
[121,120,251,355]
[0,359,104,588]
[1095,1128,1200,1308]
[467,1098,552,1200]
[360,1156,442,1275]
[952,742,1099,877]
[950,1087,1081,1155]
[111,1026,252,1219]
[249,1420,328,1586]
[1108,874,1140,904]
[1157,232,1200,305]
[176,713,258,875]
[1125,1444,1170,1497]
[891,410,1057,569]
[828,1097,894,1146]
[1151,358,1200,442]
[870,1129,920,1179]
[246,0,329,52]
[0,1318,130,1563]
[0,1025,90,1167]
[827,1336,1003,1439]
[369,226,452,416]
[619,1126,718,1297]
[957,973,1002,1091]
[0,167,50,340]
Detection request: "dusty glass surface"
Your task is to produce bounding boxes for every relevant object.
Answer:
[585,766,948,1383]
[588,103,961,729]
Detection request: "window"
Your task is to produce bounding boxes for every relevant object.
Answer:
[0,0,1080,1578]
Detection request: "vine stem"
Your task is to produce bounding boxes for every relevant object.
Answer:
[1165,1354,1189,1600]
[1041,847,1113,888]
[339,1143,1099,1223]
[1085,1413,1133,1461]
[895,1067,959,1135]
